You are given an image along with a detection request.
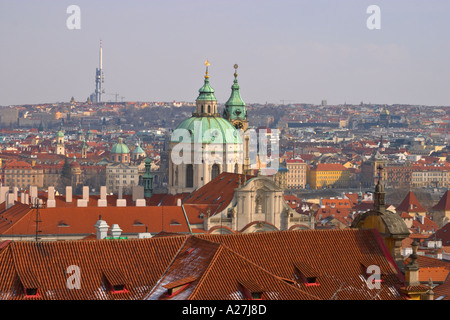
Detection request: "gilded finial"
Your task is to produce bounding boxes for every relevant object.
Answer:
[205,59,210,79]
[234,63,238,78]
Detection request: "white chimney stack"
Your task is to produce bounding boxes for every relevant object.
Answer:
[98,186,107,207]
[47,186,56,208]
[6,193,15,209]
[66,186,72,203]
[82,186,89,201]
[0,186,9,204]
[109,224,123,238]
[94,218,109,240]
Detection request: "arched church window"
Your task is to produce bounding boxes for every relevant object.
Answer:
[211,164,220,180]
[208,105,211,113]
[201,105,204,114]
[235,163,239,174]
[186,164,193,188]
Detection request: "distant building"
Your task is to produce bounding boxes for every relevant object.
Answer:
[2,160,43,189]
[308,163,350,189]
[106,162,140,194]
[285,159,307,189]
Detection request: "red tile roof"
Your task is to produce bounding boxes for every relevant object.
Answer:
[198,229,407,300]
[433,190,450,212]
[0,203,192,236]
[183,172,254,216]
[0,236,186,300]
[396,191,427,213]
[0,229,410,300]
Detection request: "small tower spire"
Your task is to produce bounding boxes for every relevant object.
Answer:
[374,164,386,212]
[142,156,154,198]
[224,63,248,130]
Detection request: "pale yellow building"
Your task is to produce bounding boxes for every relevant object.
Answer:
[309,163,350,189]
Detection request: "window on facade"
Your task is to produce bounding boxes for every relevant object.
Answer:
[186,164,194,188]
[211,164,220,180]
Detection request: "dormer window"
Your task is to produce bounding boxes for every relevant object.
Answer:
[163,276,197,298]
[238,280,264,300]
[103,269,129,294]
[18,269,41,298]
[294,262,320,286]
[24,287,40,298]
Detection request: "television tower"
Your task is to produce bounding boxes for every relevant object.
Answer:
[95,40,104,103]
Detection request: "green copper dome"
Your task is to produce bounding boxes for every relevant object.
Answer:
[133,145,145,154]
[111,138,130,154]
[56,130,64,137]
[171,117,242,144]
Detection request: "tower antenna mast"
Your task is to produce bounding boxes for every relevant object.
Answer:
[95,40,104,103]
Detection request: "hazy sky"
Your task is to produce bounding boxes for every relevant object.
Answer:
[0,0,449,106]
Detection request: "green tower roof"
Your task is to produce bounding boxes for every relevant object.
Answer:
[56,130,64,137]
[196,60,217,101]
[225,71,245,107]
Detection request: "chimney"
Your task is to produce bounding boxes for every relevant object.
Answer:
[132,185,144,202]
[30,185,38,204]
[424,279,435,300]
[66,186,72,203]
[47,186,56,208]
[82,186,89,201]
[404,241,420,287]
[20,192,25,204]
[6,193,15,209]
[94,218,109,240]
[0,186,9,204]
[12,187,18,202]
[100,186,107,200]
[98,186,107,207]
[109,224,123,238]
[136,199,146,207]
[177,198,182,206]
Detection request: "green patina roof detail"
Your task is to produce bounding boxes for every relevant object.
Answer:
[225,75,245,107]
[111,138,130,154]
[171,116,242,144]
[133,145,145,154]
[224,72,246,121]
[197,77,217,101]
[56,130,64,137]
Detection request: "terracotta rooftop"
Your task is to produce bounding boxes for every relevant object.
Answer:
[0,229,411,300]
[432,190,450,212]
[396,191,427,213]
[183,172,254,216]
